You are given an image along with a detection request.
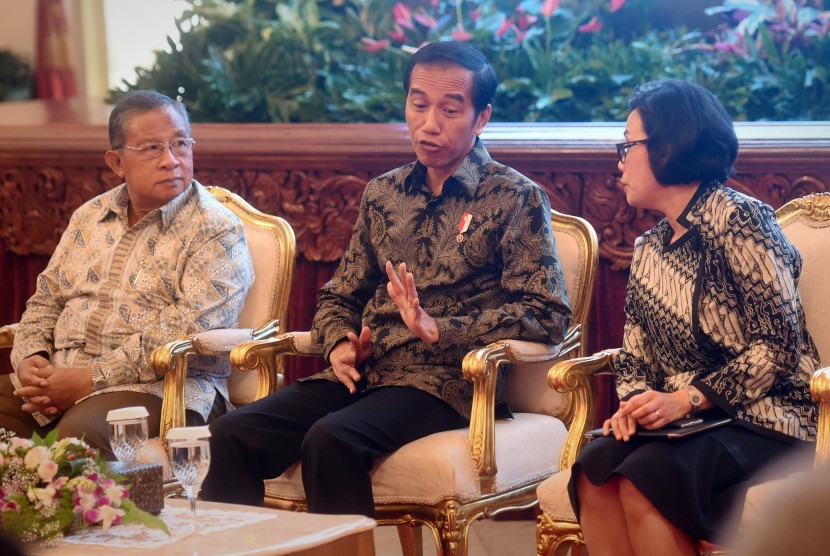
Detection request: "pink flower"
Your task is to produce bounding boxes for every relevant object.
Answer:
[450,27,473,41]
[610,0,627,13]
[37,458,58,482]
[388,24,408,43]
[541,0,559,17]
[470,7,481,22]
[578,16,603,33]
[393,2,414,30]
[496,16,514,38]
[517,14,538,30]
[414,11,438,29]
[361,37,391,52]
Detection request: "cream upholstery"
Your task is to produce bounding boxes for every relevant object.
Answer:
[230,209,599,556]
[536,192,830,556]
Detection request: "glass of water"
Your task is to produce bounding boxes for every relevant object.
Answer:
[167,426,211,532]
[106,406,149,463]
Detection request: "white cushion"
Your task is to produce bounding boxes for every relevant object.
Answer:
[236,223,281,329]
[265,412,567,505]
[779,213,830,363]
[537,468,576,522]
[503,359,568,417]
[193,328,253,354]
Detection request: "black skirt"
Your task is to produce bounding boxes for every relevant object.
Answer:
[567,423,809,543]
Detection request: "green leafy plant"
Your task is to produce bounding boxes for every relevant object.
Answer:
[109,0,830,122]
[0,50,33,101]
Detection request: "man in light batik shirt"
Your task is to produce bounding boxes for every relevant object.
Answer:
[0,90,254,458]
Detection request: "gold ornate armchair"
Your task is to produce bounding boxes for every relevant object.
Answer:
[149,186,296,460]
[229,208,598,556]
[0,186,296,476]
[536,192,830,556]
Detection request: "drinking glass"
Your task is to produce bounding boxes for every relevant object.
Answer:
[167,426,212,532]
[106,406,149,463]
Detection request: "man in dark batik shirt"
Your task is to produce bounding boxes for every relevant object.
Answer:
[202,41,572,516]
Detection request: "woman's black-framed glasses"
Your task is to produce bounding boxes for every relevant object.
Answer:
[616,139,648,164]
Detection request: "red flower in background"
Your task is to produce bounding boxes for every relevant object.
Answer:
[579,16,603,33]
[451,27,473,41]
[361,37,391,51]
[517,13,538,30]
[541,0,560,17]
[496,15,514,38]
[393,2,414,30]
[611,0,627,13]
[414,11,438,29]
[388,24,408,42]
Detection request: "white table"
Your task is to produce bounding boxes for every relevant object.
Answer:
[28,499,376,556]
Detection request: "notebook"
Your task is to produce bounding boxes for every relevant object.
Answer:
[585,416,733,439]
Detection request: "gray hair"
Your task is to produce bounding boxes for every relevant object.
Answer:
[108,90,190,149]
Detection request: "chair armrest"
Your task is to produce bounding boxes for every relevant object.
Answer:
[813,366,830,466]
[230,330,324,396]
[0,323,18,349]
[499,324,582,363]
[462,329,583,493]
[548,348,619,471]
[151,319,281,448]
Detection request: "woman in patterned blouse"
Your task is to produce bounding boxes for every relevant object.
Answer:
[568,80,819,555]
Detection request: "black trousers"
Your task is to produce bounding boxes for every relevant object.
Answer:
[200,379,468,517]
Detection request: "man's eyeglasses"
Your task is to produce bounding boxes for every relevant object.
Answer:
[615,139,648,164]
[117,138,196,160]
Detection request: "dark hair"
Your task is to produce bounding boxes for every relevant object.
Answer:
[403,41,497,114]
[628,79,738,185]
[108,90,190,149]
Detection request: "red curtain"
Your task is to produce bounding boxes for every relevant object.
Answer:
[36,0,77,99]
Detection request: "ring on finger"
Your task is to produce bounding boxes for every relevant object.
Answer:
[655,410,661,418]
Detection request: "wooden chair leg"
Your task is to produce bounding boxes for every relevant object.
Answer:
[397,524,424,556]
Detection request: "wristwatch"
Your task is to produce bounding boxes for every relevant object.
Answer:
[684,385,702,416]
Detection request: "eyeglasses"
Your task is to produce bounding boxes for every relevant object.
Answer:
[117,138,195,160]
[615,139,648,164]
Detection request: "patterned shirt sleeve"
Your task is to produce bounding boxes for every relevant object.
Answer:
[698,200,803,408]
[312,189,382,360]
[9,214,79,369]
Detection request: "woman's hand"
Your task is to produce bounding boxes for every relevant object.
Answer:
[603,401,640,441]
[617,390,694,432]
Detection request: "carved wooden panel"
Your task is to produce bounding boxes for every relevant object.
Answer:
[2,163,826,270]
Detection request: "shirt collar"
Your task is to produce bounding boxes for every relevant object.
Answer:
[409,136,491,198]
[676,179,722,229]
[100,180,198,230]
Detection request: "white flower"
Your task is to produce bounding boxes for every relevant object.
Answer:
[50,438,72,461]
[38,459,59,482]
[27,485,57,508]
[23,445,49,470]
[97,504,125,530]
[10,437,33,451]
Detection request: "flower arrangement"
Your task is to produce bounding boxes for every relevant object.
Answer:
[0,428,168,545]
